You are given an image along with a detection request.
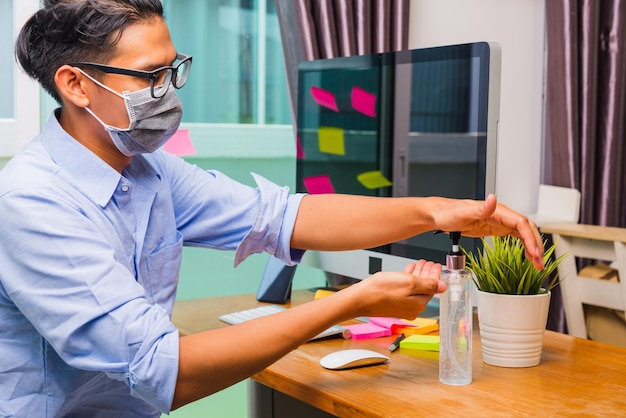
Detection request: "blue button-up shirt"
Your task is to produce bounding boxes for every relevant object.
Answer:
[0,111,304,417]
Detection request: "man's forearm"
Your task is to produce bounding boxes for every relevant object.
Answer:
[290,194,439,251]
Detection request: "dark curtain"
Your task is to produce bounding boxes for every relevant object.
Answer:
[544,0,626,227]
[275,0,410,129]
[544,0,626,332]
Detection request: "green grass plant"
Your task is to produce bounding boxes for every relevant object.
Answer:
[463,236,569,295]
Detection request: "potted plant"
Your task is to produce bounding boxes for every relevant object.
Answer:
[463,235,570,367]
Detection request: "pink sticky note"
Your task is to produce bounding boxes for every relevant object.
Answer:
[163,129,196,156]
[303,175,335,194]
[342,323,392,340]
[369,317,411,333]
[296,135,305,159]
[310,86,339,112]
[351,86,377,117]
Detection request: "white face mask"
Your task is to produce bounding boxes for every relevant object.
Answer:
[79,69,183,156]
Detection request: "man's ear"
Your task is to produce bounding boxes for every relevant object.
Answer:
[54,65,91,108]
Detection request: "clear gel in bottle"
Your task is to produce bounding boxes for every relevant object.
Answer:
[439,232,472,385]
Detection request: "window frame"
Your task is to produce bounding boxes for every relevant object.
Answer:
[0,0,40,159]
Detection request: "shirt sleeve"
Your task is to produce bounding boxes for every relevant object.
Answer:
[0,188,179,413]
[164,154,306,266]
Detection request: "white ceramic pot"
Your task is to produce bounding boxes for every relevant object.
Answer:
[476,289,551,368]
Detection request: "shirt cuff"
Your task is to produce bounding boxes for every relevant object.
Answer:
[233,173,306,267]
[105,305,179,413]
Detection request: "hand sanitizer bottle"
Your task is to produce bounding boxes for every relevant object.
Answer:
[439,232,472,385]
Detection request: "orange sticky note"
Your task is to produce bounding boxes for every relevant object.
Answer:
[318,127,345,155]
[397,317,439,336]
[369,316,439,335]
[352,86,377,117]
[310,86,339,112]
[163,129,196,156]
[357,171,392,189]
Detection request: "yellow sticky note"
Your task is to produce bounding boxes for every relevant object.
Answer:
[314,289,336,299]
[357,171,392,189]
[318,127,345,155]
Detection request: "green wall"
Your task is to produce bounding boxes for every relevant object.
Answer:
[168,147,325,418]
[175,146,326,302]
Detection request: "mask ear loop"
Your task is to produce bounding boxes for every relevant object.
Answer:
[75,67,134,130]
[76,67,125,99]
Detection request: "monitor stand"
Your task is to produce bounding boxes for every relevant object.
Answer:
[256,256,297,304]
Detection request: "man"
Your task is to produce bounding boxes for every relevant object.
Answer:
[0,1,544,416]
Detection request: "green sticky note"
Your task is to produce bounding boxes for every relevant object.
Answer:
[457,336,468,352]
[357,171,393,189]
[399,334,440,351]
[318,127,345,155]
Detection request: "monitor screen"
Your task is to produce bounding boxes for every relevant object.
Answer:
[295,42,501,280]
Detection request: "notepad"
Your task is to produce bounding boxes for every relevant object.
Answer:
[369,316,439,336]
[396,317,439,336]
[342,323,392,340]
[399,335,440,351]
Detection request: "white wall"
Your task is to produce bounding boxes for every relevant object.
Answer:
[409,0,545,214]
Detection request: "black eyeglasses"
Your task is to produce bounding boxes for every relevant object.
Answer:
[71,53,192,98]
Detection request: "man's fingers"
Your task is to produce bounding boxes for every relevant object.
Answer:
[410,260,442,293]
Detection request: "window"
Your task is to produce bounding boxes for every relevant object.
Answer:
[162,0,291,125]
[11,1,294,163]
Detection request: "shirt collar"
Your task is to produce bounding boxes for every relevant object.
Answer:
[42,110,124,208]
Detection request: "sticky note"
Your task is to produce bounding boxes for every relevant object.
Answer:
[369,317,411,333]
[457,336,468,352]
[303,175,335,194]
[351,86,377,117]
[296,135,306,159]
[318,127,345,155]
[163,129,196,156]
[357,171,392,189]
[314,289,337,299]
[310,86,339,112]
[396,317,439,336]
[399,335,440,351]
[343,323,392,340]
[369,316,438,335]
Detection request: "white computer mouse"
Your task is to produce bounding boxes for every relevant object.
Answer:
[320,349,389,370]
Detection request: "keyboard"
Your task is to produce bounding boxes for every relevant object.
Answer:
[219,304,351,341]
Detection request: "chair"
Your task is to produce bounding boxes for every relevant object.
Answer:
[527,184,581,227]
[540,223,626,341]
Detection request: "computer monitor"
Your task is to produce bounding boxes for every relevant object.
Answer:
[295,42,501,281]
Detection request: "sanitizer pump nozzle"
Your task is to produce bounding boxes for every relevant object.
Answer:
[439,231,472,385]
[447,232,464,302]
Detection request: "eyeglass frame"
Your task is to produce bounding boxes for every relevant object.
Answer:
[70,53,192,98]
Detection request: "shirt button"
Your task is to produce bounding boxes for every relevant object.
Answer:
[121,185,130,192]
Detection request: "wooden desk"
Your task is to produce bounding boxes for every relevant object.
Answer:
[172,290,626,417]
